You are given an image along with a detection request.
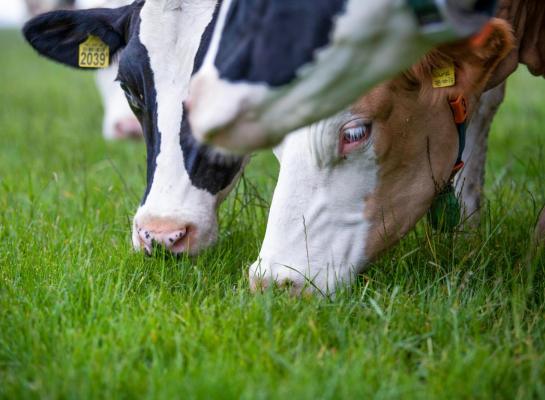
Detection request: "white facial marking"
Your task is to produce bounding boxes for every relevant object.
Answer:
[132,0,220,254]
[252,113,379,295]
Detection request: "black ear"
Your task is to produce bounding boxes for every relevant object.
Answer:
[23,5,136,69]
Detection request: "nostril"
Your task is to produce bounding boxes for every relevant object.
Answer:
[137,228,189,255]
[169,236,187,254]
[164,229,188,254]
[137,229,153,255]
[249,262,309,296]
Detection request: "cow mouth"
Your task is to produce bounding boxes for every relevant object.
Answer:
[134,225,198,257]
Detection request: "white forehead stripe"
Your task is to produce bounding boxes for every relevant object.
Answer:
[201,0,233,68]
[139,0,217,213]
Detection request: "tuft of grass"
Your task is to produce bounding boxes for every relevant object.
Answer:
[1,30,544,399]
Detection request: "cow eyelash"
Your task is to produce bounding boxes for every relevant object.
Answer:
[343,125,369,143]
[339,119,372,156]
[341,119,371,142]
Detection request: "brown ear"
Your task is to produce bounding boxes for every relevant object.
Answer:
[436,19,516,96]
[405,19,516,100]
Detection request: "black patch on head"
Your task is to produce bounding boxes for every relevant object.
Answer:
[25,0,242,203]
[22,1,144,69]
[182,0,244,194]
[120,0,242,200]
[215,0,347,87]
[180,107,244,194]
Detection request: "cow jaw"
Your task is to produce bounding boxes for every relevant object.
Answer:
[251,117,379,295]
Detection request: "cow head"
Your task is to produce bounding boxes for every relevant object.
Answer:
[23,0,246,255]
[251,19,514,295]
[187,0,499,154]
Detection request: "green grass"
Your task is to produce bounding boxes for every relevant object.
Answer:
[1,30,544,399]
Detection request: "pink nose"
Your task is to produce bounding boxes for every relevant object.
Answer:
[114,117,143,139]
[137,227,188,255]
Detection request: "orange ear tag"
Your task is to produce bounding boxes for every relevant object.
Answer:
[79,35,110,69]
[449,95,468,124]
[432,63,456,88]
[470,22,495,49]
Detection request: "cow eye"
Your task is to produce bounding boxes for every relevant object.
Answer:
[340,119,372,156]
[120,82,143,111]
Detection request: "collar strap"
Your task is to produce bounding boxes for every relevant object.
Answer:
[408,0,498,39]
[448,94,468,179]
[408,0,443,27]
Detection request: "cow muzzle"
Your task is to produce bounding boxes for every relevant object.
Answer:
[134,226,190,255]
[132,212,217,256]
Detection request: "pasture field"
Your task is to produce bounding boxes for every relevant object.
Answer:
[1,29,545,399]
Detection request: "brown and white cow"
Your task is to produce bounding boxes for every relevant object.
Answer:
[250,20,519,294]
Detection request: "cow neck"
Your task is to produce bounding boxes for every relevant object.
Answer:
[427,93,468,232]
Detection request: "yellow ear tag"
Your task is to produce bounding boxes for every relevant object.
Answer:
[78,35,110,69]
[432,64,456,88]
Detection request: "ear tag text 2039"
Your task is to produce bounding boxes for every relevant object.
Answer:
[79,36,109,69]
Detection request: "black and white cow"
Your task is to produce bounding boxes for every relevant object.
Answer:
[187,0,499,154]
[79,0,143,139]
[95,52,143,140]
[24,0,76,15]
[23,0,142,140]
[23,0,246,255]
